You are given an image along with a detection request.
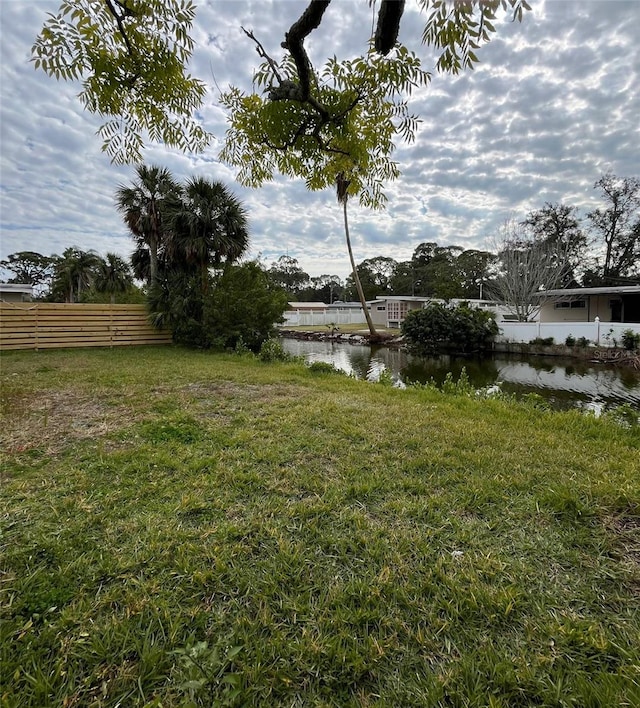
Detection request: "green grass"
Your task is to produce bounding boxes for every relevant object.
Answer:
[1,345,639,707]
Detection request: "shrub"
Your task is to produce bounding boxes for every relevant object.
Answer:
[621,329,640,351]
[576,336,590,348]
[401,302,498,355]
[259,338,292,362]
[307,361,347,376]
[565,334,576,347]
[530,337,554,346]
[149,262,289,351]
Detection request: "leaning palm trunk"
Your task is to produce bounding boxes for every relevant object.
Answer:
[337,176,378,339]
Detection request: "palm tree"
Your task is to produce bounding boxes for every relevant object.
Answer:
[52,247,101,303]
[167,177,249,293]
[336,174,378,339]
[115,165,180,287]
[95,253,133,304]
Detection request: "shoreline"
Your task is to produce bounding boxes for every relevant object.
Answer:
[278,329,640,368]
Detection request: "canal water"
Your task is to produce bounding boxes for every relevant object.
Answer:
[281,338,640,413]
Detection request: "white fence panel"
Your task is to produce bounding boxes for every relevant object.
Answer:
[281,309,366,327]
[498,320,640,346]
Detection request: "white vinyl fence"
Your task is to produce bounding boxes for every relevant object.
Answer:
[281,309,366,327]
[498,320,640,347]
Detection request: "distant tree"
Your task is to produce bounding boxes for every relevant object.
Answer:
[115,165,181,288]
[586,173,640,284]
[523,202,586,286]
[302,274,343,303]
[268,256,310,297]
[421,245,464,298]
[49,247,102,303]
[411,242,440,268]
[456,249,497,299]
[389,260,419,296]
[361,257,397,293]
[0,251,55,295]
[346,256,396,300]
[486,220,572,321]
[94,253,134,304]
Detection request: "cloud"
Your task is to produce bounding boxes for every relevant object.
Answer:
[1,0,638,281]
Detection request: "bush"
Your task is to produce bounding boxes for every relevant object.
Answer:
[401,302,498,355]
[307,361,347,376]
[149,262,289,351]
[576,336,590,348]
[259,338,293,362]
[565,334,576,347]
[530,337,554,346]
[621,329,640,351]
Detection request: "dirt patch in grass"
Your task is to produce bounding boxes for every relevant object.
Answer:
[1,389,133,456]
[605,515,640,567]
[1,381,311,457]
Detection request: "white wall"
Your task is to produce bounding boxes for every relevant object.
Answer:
[498,320,640,346]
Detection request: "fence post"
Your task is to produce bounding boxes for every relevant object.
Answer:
[595,316,600,345]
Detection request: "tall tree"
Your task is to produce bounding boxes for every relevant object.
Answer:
[167,177,249,293]
[456,249,496,299]
[115,165,180,288]
[337,176,378,336]
[523,202,586,286]
[94,253,134,304]
[587,173,640,284]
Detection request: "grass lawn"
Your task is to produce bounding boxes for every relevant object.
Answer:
[1,345,639,707]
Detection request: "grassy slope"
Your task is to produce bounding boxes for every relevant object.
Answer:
[1,346,639,707]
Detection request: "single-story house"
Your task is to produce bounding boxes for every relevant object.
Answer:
[0,283,33,302]
[369,296,508,329]
[536,286,640,324]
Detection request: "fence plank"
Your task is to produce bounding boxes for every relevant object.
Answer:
[0,303,171,351]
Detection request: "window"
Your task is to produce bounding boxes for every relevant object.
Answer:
[554,300,585,309]
[376,306,386,311]
[387,301,409,322]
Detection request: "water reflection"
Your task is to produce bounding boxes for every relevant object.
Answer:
[281,338,640,411]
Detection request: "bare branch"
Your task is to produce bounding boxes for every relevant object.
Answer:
[242,27,283,84]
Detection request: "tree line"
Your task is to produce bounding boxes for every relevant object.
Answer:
[267,173,640,318]
[2,171,638,327]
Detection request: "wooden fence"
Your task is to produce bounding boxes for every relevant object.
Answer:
[0,303,172,351]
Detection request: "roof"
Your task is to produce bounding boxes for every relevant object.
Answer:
[532,285,640,299]
[0,283,33,294]
[287,302,328,309]
[327,301,363,309]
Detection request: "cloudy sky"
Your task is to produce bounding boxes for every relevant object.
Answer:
[1,0,639,280]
